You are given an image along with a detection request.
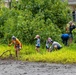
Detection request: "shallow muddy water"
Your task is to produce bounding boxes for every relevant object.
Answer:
[0,60,76,75]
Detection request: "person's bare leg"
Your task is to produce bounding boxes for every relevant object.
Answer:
[35,47,39,52]
[47,49,50,52]
[15,48,19,57]
[15,49,17,57]
[68,38,72,45]
[69,38,72,43]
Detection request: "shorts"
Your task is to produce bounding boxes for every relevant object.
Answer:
[57,46,62,50]
[46,46,49,49]
[14,44,22,49]
[36,46,40,48]
[69,34,73,39]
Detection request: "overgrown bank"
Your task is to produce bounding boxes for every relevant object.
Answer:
[1,44,76,64]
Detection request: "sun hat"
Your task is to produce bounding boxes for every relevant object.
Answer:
[48,37,53,43]
[69,21,73,25]
[35,35,40,39]
[12,36,16,40]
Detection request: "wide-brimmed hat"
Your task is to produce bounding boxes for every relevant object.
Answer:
[48,37,53,43]
[48,37,51,40]
[69,21,73,25]
[35,35,40,39]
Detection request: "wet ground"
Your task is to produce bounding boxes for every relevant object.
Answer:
[0,60,76,75]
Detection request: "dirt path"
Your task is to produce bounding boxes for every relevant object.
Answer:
[0,60,76,75]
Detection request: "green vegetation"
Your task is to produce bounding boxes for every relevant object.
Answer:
[0,0,71,44]
[0,0,75,64]
[1,44,76,64]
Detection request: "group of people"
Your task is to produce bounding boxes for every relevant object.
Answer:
[8,21,76,57]
[35,34,62,52]
[9,34,62,57]
[61,21,76,46]
[35,21,76,52]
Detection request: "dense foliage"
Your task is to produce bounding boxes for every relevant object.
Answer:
[0,0,71,44]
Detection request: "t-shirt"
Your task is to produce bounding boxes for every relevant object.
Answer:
[61,34,69,39]
[46,40,50,48]
[36,38,40,47]
[12,38,22,47]
[50,41,62,50]
[69,25,76,34]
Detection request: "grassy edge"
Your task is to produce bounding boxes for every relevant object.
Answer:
[1,44,76,64]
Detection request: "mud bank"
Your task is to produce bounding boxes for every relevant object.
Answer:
[0,60,76,75]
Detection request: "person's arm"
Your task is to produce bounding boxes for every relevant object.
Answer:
[8,41,13,46]
[74,25,76,29]
[50,44,54,51]
[46,41,49,48]
[73,25,76,29]
[66,26,69,33]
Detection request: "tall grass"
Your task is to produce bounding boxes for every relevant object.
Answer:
[1,44,76,64]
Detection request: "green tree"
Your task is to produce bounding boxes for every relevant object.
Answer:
[0,0,72,44]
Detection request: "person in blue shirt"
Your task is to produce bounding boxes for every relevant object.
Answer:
[61,33,69,46]
[34,35,40,52]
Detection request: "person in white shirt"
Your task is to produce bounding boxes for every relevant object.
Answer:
[50,40,62,51]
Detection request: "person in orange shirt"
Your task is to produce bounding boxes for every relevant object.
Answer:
[9,36,22,57]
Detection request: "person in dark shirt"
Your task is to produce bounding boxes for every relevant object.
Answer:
[66,21,76,43]
[61,33,69,46]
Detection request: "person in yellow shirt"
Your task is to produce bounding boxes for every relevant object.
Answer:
[9,36,22,57]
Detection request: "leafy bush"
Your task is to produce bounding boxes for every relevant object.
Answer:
[0,0,72,44]
[72,29,76,43]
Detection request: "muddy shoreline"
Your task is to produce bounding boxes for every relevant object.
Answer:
[0,60,76,75]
